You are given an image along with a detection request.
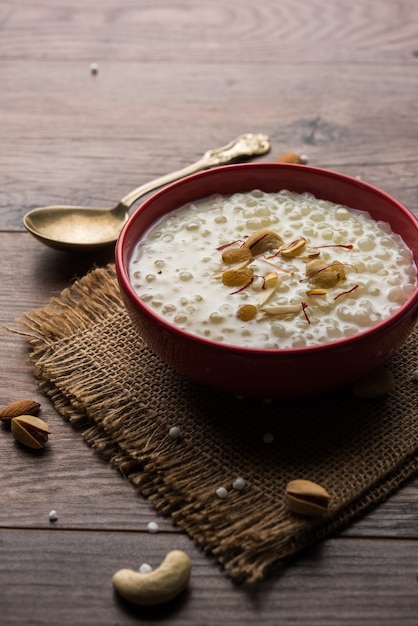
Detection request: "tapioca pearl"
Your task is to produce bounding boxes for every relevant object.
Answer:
[219,303,234,314]
[174,313,188,324]
[209,312,225,324]
[376,220,392,234]
[282,229,297,239]
[367,260,384,273]
[151,299,163,308]
[358,237,375,251]
[265,341,279,349]
[255,206,271,217]
[179,271,193,281]
[388,286,409,303]
[335,207,350,220]
[375,250,391,260]
[380,236,396,248]
[292,335,307,348]
[162,234,174,243]
[271,323,291,338]
[201,230,211,237]
[310,211,326,223]
[326,325,343,339]
[145,274,157,283]
[245,198,258,208]
[404,284,416,297]
[398,249,414,263]
[162,304,176,315]
[319,229,334,240]
[342,325,358,337]
[186,221,200,231]
[154,260,165,270]
[245,218,271,230]
[366,283,381,296]
[302,226,316,237]
[387,275,404,286]
[214,215,227,224]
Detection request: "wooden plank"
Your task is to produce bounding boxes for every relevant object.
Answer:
[1,61,418,228]
[1,0,418,63]
[1,530,418,625]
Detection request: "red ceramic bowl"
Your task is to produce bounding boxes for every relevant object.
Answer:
[115,163,418,397]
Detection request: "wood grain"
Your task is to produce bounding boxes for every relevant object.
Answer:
[1,0,418,63]
[1,61,418,227]
[1,532,418,625]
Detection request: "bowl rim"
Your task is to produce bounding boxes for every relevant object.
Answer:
[116,162,418,357]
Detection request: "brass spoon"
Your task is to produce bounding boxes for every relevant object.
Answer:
[23,133,270,252]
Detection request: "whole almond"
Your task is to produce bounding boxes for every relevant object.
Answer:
[276,152,305,164]
[0,400,41,424]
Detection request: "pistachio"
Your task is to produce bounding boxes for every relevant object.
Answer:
[242,229,283,256]
[285,479,331,517]
[280,237,307,258]
[11,415,50,449]
[0,400,40,424]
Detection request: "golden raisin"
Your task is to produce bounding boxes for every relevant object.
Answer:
[237,304,257,321]
[221,247,252,265]
[222,268,254,287]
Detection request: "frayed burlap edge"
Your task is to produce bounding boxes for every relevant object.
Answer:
[13,263,418,583]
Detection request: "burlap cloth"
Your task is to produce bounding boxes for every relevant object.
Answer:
[16,263,418,583]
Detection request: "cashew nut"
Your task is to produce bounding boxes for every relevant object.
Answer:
[112,550,192,606]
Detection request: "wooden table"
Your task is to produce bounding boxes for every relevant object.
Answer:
[1,1,418,623]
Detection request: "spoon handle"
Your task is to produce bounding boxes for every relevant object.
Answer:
[118,133,270,209]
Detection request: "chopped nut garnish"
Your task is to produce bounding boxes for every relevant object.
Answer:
[261,304,301,316]
[280,237,307,258]
[242,229,283,256]
[305,259,346,288]
[306,288,329,296]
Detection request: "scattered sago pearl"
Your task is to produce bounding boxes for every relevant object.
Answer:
[49,510,58,522]
[263,433,274,444]
[139,563,153,573]
[216,487,228,499]
[168,426,181,439]
[147,521,159,533]
[232,477,246,491]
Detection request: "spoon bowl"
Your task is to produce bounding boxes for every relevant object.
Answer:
[23,134,270,252]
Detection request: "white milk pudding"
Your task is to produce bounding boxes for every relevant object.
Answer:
[129,190,417,349]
